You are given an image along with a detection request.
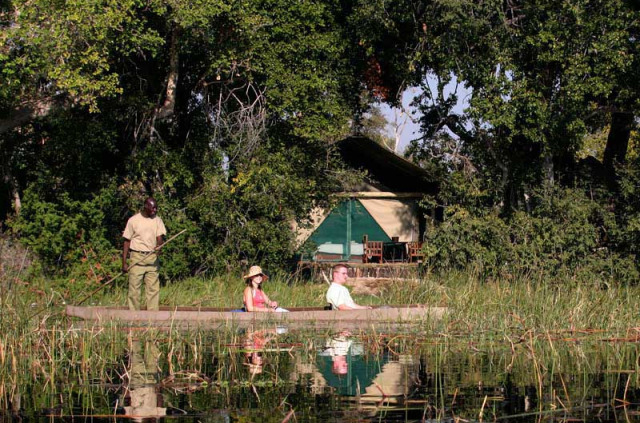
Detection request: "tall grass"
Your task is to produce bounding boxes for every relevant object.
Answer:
[2,267,640,418]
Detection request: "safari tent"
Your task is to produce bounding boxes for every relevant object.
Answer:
[296,136,438,263]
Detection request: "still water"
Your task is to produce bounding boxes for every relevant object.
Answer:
[2,326,640,422]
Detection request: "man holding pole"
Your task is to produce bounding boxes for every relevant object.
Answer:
[122,197,167,310]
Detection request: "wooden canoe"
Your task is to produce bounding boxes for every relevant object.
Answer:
[65,305,447,329]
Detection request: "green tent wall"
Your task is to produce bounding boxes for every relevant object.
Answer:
[307,199,390,261]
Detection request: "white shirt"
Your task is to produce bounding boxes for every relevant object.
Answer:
[326,282,356,310]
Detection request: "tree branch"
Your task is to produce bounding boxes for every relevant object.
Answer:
[0,98,60,134]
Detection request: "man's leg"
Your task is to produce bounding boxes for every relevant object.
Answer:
[144,263,160,311]
[127,261,145,310]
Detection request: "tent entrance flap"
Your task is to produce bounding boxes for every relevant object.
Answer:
[308,199,390,260]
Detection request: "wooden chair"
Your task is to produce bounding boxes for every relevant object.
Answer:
[407,241,424,263]
[363,240,383,263]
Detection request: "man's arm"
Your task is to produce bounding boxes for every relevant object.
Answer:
[336,304,354,310]
[337,303,371,310]
[155,235,164,251]
[122,239,131,272]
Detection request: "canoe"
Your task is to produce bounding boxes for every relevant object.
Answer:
[65,305,447,329]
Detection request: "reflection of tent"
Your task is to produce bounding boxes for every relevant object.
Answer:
[361,359,419,402]
[295,136,438,262]
[124,386,166,419]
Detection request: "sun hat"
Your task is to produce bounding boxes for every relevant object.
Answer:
[243,265,268,281]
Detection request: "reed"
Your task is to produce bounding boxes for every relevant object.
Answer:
[2,268,640,420]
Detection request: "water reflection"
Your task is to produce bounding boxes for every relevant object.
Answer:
[314,330,419,407]
[122,340,166,420]
[4,328,640,422]
[243,328,273,376]
[242,326,289,377]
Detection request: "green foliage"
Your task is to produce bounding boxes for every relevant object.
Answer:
[8,187,121,281]
[1,0,359,279]
[1,0,165,111]
[5,0,640,285]
[423,207,513,276]
[186,141,333,273]
[424,186,638,282]
[613,157,640,262]
[366,0,640,207]
[358,105,396,150]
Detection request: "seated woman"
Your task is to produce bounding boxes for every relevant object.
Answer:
[243,266,288,312]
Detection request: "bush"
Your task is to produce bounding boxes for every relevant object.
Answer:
[423,207,514,276]
[8,187,121,276]
[424,186,638,282]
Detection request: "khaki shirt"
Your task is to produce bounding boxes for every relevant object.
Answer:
[123,213,167,252]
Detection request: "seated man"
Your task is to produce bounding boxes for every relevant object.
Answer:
[326,264,372,310]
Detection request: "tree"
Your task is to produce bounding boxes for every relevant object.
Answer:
[2,0,371,276]
[350,0,640,210]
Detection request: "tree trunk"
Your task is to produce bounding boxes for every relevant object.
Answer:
[3,170,21,215]
[156,25,180,121]
[11,184,21,215]
[542,153,554,185]
[0,98,57,135]
[603,111,634,189]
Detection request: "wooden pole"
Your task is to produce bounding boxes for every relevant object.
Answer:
[76,229,187,305]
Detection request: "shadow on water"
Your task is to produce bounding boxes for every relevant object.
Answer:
[2,326,640,422]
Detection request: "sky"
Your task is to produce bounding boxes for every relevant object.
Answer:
[379,77,471,154]
[378,87,423,154]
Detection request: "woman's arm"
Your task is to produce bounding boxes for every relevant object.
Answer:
[243,287,256,311]
[262,292,278,309]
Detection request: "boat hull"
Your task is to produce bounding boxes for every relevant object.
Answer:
[65,305,446,328]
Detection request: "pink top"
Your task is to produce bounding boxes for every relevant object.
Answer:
[249,289,267,309]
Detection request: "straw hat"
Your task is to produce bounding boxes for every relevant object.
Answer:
[243,265,268,281]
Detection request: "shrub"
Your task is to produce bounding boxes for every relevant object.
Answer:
[424,186,637,282]
[8,187,121,276]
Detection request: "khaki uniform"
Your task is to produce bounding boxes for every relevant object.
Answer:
[123,213,166,310]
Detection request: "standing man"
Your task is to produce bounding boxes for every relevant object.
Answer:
[122,197,167,310]
[326,264,372,310]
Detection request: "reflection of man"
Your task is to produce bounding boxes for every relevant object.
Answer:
[332,354,348,375]
[122,197,167,310]
[321,332,353,376]
[124,340,166,420]
[326,264,372,310]
[317,332,376,396]
[323,332,353,375]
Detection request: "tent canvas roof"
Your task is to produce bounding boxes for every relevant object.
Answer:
[337,136,438,194]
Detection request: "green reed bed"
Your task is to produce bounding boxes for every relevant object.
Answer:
[381,269,640,335]
[2,269,640,419]
[414,336,640,419]
[1,322,640,420]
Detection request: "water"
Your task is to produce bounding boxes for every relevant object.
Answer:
[2,327,640,422]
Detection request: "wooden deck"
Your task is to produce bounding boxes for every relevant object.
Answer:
[296,261,424,281]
